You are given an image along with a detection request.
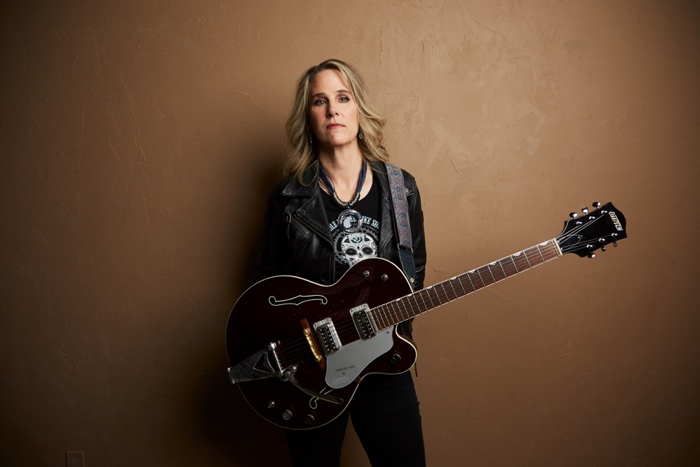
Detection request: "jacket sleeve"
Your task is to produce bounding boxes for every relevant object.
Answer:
[257,189,285,280]
[404,170,427,291]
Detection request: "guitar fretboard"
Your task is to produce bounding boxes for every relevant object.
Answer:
[371,239,562,329]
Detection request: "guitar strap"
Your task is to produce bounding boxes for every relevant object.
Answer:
[386,163,417,289]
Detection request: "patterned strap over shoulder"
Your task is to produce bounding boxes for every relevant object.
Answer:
[386,163,416,286]
[386,163,412,249]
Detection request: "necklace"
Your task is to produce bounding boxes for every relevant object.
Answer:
[319,160,367,233]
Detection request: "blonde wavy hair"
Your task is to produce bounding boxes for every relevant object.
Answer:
[284,59,390,182]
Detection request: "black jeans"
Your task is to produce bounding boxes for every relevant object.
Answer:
[285,371,426,467]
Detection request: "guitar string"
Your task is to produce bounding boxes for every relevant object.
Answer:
[277,240,564,363]
[557,214,608,254]
[275,212,612,363]
[276,214,613,366]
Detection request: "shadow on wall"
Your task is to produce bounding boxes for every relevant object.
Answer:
[199,360,289,466]
[197,150,290,466]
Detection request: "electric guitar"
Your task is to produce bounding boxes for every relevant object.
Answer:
[225,201,627,430]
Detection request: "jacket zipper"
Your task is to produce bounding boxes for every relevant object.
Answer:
[284,208,332,245]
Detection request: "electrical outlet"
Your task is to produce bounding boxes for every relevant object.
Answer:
[66,451,85,467]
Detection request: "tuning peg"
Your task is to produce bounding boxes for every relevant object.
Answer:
[592,201,601,208]
[582,207,589,215]
[611,233,619,247]
[586,243,596,258]
[569,212,579,219]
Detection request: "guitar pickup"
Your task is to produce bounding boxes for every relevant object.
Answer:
[313,318,341,354]
[350,304,377,340]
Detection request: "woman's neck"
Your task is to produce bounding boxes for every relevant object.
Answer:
[318,149,372,202]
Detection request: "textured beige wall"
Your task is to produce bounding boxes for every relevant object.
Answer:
[1,0,699,465]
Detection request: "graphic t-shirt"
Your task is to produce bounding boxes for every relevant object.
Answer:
[323,181,381,277]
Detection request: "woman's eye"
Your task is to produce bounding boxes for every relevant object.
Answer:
[339,95,350,102]
[313,98,327,106]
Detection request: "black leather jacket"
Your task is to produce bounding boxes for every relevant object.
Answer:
[259,161,426,291]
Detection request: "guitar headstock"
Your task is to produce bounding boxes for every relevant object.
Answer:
[556,201,627,258]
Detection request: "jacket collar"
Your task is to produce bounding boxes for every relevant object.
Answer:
[280,160,391,199]
[280,161,321,198]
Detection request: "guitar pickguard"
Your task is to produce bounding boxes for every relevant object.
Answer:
[324,326,395,388]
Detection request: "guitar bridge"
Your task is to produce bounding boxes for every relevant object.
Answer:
[350,304,377,339]
[313,318,341,354]
[301,318,326,369]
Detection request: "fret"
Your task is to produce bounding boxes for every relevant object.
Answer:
[386,304,396,327]
[432,283,442,303]
[462,272,476,293]
[390,300,402,326]
[439,282,450,302]
[437,282,446,301]
[456,275,468,295]
[497,259,509,278]
[433,284,444,304]
[374,305,386,329]
[425,286,437,308]
[368,239,564,331]
[420,289,434,313]
[485,264,497,283]
[426,286,441,307]
[389,301,402,325]
[469,270,486,290]
[508,255,519,273]
[541,241,559,261]
[535,245,547,264]
[384,303,395,327]
[409,293,422,316]
[525,247,541,267]
[489,262,507,282]
[475,268,487,287]
[399,298,411,321]
[403,295,415,318]
[382,302,396,326]
[418,289,429,312]
[448,278,460,300]
[422,286,431,306]
[513,252,529,271]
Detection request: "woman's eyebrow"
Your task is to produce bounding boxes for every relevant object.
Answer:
[312,89,351,98]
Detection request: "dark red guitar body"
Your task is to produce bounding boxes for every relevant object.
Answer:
[225,258,416,430]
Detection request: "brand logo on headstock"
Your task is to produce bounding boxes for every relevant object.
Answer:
[609,212,624,231]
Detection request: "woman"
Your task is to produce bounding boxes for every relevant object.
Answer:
[259,59,427,467]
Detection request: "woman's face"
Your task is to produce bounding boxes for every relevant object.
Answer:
[308,69,360,151]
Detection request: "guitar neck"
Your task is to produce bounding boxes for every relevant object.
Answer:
[371,239,562,328]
